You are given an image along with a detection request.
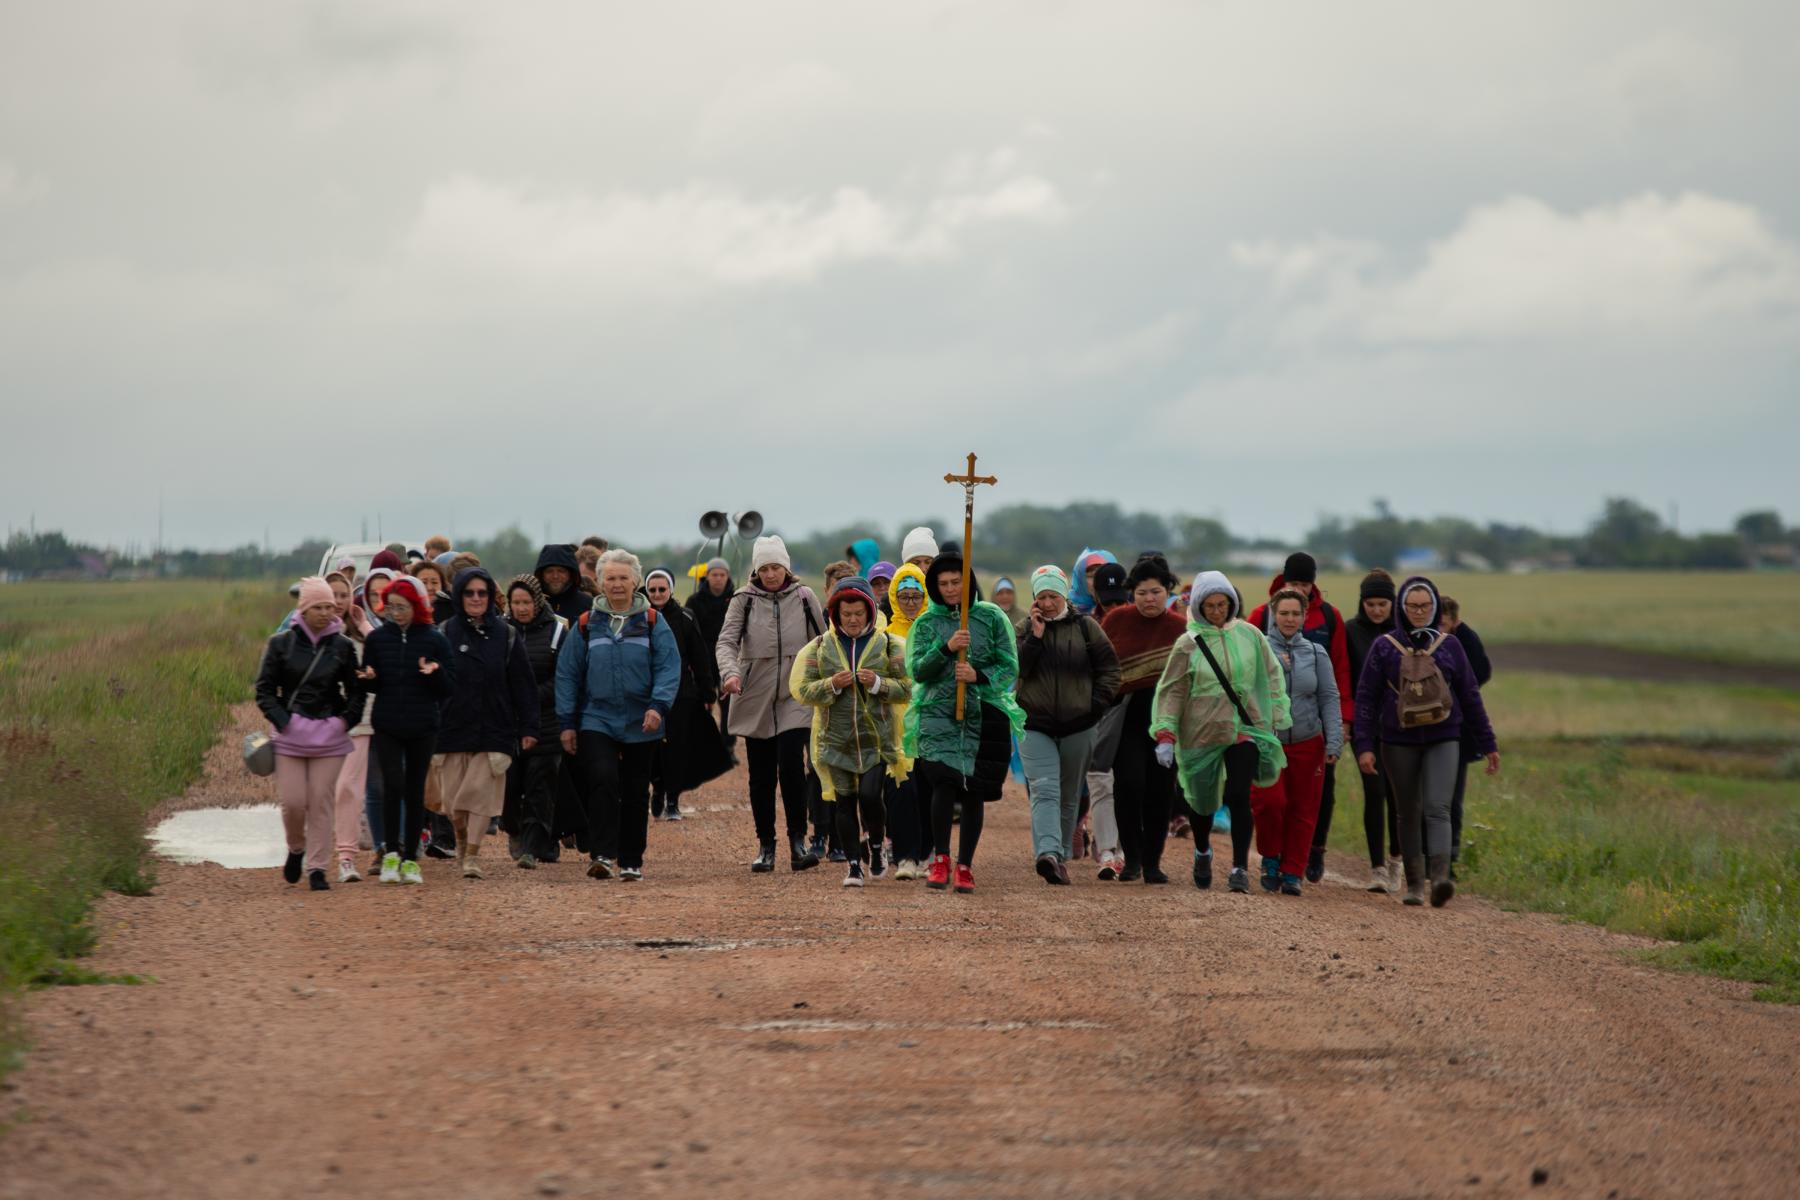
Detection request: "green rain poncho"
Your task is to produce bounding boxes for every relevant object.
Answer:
[902,597,1026,777]
[790,623,913,799]
[1150,572,1291,818]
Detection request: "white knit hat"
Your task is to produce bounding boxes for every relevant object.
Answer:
[751,535,791,573]
[901,526,939,562]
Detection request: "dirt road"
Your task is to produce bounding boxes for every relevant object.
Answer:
[5,730,1797,1198]
[1491,642,1800,690]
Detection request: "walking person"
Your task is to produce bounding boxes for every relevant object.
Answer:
[503,575,567,868]
[1016,566,1120,885]
[1250,589,1344,896]
[1346,571,1401,891]
[1100,556,1188,883]
[255,578,365,892]
[409,560,455,626]
[1439,594,1493,874]
[533,543,590,625]
[686,557,737,757]
[903,552,1025,894]
[715,536,826,874]
[791,577,912,887]
[1068,548,1119,616]
[1151,572,1290,894]
[356,575,453,885]
[646,567,729,821]
[435,567,539,880]
[1354,577,1499,907]
[1245,552,1353,883]
[868,561,898,618]
[991,578,1028,633]
[556,550,681,882]
[883,563,932,879]
[324,572,377,882]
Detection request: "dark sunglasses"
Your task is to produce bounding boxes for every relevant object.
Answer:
[464,589,491,598]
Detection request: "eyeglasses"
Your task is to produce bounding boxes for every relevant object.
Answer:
[1402,601,1433,612]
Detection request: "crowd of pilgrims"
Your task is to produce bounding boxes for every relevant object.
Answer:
[255,525,1498,905]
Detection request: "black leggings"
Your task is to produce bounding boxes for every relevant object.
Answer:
[1202,741,1257,869]
[1114,691,1176,870]
[887,777,929,862]
[832,768,887,861]
[920,760,986,866]
[1362,747,1398,866]
[1309,759,1339,849]
[744,728,810,846]
[372,730,436,861]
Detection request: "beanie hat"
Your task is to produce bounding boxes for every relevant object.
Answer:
[894,573,925,594]
[380,575,435,624]
[295,576,336,613]
[1092,562,1130,607]
[901,526,939,562]
[705,557,730,573]
[868,560,897,584]
[751,535,791,574]
[827,576,878,624]
[1360,572,1397,602]
[370,549,405,573]
[433,551,457,570]
[1029,566,1071,598]
[1283,552,1317,584]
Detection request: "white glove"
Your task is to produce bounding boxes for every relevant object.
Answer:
[1155,741,1175,769]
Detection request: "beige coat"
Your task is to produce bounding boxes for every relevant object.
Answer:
[715,580,826,740]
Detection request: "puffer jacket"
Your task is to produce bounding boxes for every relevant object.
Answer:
[791,626,913,791]
[556,592,681,744]
[437,567,540,755]
[358,619,454,737]
[508,604,569,753]
[714,575,825,740]
[254,621,365,749]
[1265,626,1343,757]
[1016,609,1121,737]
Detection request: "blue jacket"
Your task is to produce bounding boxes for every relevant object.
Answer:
[556,594,681,743]
[437,568,540,754]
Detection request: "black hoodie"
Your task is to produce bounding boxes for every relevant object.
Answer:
[534,544,588,625]
[685,575,736,654]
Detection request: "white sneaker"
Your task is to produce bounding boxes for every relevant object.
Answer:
[338,857,363,884]
[1384,857,1403,894]
[621,866,643,882]
[1367,863,1388,893]
[843,863,865,888]
[892,859,914,880]
[378,853,402,884]
[400,859,424,886]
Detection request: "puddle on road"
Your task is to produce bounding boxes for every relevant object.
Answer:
[150,805,287,869]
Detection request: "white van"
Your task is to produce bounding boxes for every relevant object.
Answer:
[317,541,428,580]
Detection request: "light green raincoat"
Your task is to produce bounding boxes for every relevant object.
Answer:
[902,598,1026,776]
[790,624,913,799]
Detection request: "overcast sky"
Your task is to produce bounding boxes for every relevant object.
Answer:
[3,1,1797,555]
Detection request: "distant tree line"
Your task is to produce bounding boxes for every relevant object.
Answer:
[3,498,1794,582]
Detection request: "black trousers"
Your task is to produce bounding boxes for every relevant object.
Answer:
[1309,758,1339,848]
[504,751,561,861]
[830,767,887,861]
[1361,746,1398,867]
[1113,691,1176,870]
[576,731,656,869]
[887,776,929,862]
[920,759,987,866]
[372,730,436,861]
[744,728,809,846]
[1210,741,1258,869]
[650,743,684,816]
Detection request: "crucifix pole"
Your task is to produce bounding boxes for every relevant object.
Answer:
[943,452,998,720]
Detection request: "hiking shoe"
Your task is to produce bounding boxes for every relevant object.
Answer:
[378,853,401,884]
[665,808,683,822]
[868,844,886,878]
[925,854,952,890]
[1142,864,1169,885]
[1305,846,1326,884]
[1227,867,1250,894]
[1260,856,1281,892]
[1280,874,1303,896]
[843,862,865,888]
[807,835,828,860]
[894,859,920,881]
[308,869,329,891]
[400,859,424,886]
[790,837,821,872]
[621,866,643,882]
[515,853,537,870]
[586,856,615,880]
[1191,850,1213,890]
[1036,853,1062,885]
[338,857,362,884]
[283,851,304,884]
[462,857,484,880]
[827,846,848,864]
[953,864,975,894]
[424,841,454,860]
[750,843,776,874]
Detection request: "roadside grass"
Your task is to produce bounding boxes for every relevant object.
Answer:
[0,582,284,1075]
[1330,664,1800,1002]
[1314,570,1800,666]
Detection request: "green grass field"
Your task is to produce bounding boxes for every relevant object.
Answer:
[0,581,288,1073]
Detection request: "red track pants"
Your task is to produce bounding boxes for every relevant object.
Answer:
[1250,734,1327,879]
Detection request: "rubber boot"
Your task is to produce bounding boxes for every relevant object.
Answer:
[1428,854,1455,908]
[1403,856,1426,906]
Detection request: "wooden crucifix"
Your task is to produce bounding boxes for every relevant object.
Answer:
[944,452,998,720]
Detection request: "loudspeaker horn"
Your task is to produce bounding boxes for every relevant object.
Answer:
[698,511,730,538]
[733,511,764,540]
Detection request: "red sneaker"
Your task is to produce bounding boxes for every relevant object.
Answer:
[953,863,975,894]
[924,854,951,890]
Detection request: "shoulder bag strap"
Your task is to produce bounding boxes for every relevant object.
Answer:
[1193,628,1254,728]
